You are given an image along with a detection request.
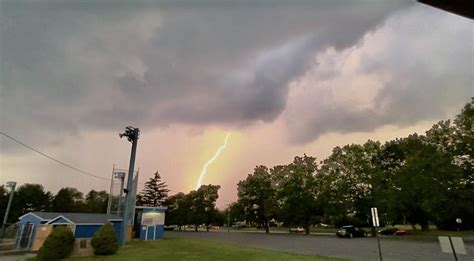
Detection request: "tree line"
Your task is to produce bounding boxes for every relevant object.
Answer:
[2,102,471,233]
[229,102,473,233]
[135,171,225,231]
[129,101,474,233]
[0,185,109,223]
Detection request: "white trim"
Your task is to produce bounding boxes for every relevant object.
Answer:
[108,219,123,222]
[47,215,74,224]
[145,226,148,240]
[153,226,156,240]
[18,212,46,221]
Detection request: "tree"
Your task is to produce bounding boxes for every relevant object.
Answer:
[382,135,464,231]
[138,171,169,207]
[237,165,275,233]
[164,192,190,230]
[188,185,220,232]
[51,187,84,213]
[274,155,319,234]
[228,201,246,227]
[9,184,51,222]
[319,141,381,227]
[423,102,474,230]
[84,190,109,213]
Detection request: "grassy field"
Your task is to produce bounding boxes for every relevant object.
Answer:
[70,237,341,261]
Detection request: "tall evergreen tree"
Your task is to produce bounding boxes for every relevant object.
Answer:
[138,171,169,207]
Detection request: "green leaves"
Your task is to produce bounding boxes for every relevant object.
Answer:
[137,171,170,207]
[37,226,75,260]
[237,166,275,233]
[91,223,119,255]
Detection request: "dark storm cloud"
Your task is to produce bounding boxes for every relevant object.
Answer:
[1,0,414,150]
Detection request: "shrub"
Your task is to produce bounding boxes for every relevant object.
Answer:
[37,226,75,260]
[91,223,119,255]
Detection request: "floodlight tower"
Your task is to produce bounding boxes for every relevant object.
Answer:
[1,181,17,237]
[119,126,140,246]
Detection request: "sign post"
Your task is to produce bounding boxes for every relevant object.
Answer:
[371,207,383,261]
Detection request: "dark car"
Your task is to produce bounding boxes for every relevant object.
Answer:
[377,227,406,236]
[336,225,367,238]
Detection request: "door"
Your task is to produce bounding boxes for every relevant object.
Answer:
[146,226,154,240]
[19,223,33,249]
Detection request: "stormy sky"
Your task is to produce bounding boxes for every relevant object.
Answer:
[0,0,471,207]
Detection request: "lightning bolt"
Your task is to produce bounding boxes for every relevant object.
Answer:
[195,133,230,190]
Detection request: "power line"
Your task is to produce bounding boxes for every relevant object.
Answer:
[0,131,179,189]
[0,131,110,182]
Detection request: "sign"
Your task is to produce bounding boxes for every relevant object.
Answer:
[141,212,164,226]
[371,207,380,227]
[439,236,467,255]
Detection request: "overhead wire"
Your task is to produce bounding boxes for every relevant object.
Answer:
[1,131,115,182]
[0,131,179,189]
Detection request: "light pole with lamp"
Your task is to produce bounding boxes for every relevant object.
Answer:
[119,126,140,246]
[2,181,17,238]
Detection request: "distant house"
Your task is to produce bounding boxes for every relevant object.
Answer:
[17,212,122,251]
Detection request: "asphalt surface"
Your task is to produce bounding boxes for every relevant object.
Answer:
[167,231,474,261]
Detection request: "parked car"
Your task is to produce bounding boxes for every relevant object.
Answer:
[336,225,367,238]
[377,227,406,236]
[164,225,178,231]
[290,227,305,233]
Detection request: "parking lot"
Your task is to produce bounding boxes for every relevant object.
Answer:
[168,231,474,261]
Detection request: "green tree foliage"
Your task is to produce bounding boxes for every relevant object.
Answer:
[165,192,190,229]
[137,171,170,207]
[188,185,220,231]
[84,190,109,213]
[274,156,320,234]
[51,187,84,213]
[9,184,51,223]
[91,223,119,255]
[231,101,472,231]
[37,226,75,260]
[237,165,275,233]
[228,201,246,226]
[319,141,380,227]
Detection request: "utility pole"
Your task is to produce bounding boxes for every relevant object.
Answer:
[2,181,17,238]
[119,126,140,246]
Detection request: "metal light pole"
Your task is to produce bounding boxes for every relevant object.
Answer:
[2,181,17,238]
[119,126,140,246]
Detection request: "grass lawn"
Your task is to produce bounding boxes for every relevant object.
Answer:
[70,237,342,261]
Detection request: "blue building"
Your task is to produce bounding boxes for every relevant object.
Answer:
[134,206,167,240]
[17,212,122,250]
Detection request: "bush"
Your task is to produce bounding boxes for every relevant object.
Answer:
[91,223,119,255]
[37,226,75,260]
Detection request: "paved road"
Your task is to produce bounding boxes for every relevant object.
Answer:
[168,231,474,261]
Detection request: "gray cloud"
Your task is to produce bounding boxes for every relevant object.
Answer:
[285,4,472,143]
[1,0,414,150]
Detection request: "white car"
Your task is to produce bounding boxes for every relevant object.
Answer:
[290,227,305,233]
